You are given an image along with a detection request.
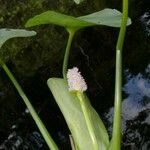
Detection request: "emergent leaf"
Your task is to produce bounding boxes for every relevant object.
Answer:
[47,78,109,150]
[78,8,131,27]
[25,9,131,30]
[0,29,36,48]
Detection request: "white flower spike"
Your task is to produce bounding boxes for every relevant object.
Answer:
[67,67,87,92]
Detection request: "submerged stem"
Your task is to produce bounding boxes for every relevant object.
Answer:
[62,29,75,79]
[0,58,59,150]
[77,92,98,150]
[112,0,128,149]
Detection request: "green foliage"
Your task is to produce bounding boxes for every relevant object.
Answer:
[0,29,36,48]
[47,78,109,150]
[78,9,131,27]
[25,5,131,150]
[25,9,131,31]
[25,9,131,80]
[0,28,59,150]
[0,0,131,149]
[110,0,129,149]
[25,10,93,30]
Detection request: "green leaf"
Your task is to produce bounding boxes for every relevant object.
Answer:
[25,11,93,30]
[25,9,131,30]
[47,78,109,150]
[0,28,36,48]
[78,8,131,27]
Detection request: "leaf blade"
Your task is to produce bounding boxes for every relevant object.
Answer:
[78,8,131,27]
[0,29,36,48]
[47,78,109,150]
[25,11,93,29]
[25,9,131,30]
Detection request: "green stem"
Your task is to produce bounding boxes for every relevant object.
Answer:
[77,92,98,150]
[0,59,59,150]
[112,50,122,150]
[116,0,128,51]
[63,29,76,79]
[112,0,128,149]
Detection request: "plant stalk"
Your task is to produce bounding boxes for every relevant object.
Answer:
[112,0,128,149]
[77,92,98,150]
[116,0,128,51]
[63,29,75,79]
[0,58,59,150]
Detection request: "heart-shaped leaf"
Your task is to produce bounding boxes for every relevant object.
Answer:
[0,29,36,48]
[47,78,109,150]
[25,9,131,30]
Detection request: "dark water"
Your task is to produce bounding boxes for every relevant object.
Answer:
[0,1,150,150]
[106,64,150,149]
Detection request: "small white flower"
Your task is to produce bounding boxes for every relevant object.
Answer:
[67,67,87,92]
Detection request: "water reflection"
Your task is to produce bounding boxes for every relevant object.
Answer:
[0,109,46,150]
[106,64,150,149]
[140,12,150,36]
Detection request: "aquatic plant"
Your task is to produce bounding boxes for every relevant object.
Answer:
[25,0,130,149]
[0,0,130,149]
[0,29,58,150]
[111,0,129,149]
